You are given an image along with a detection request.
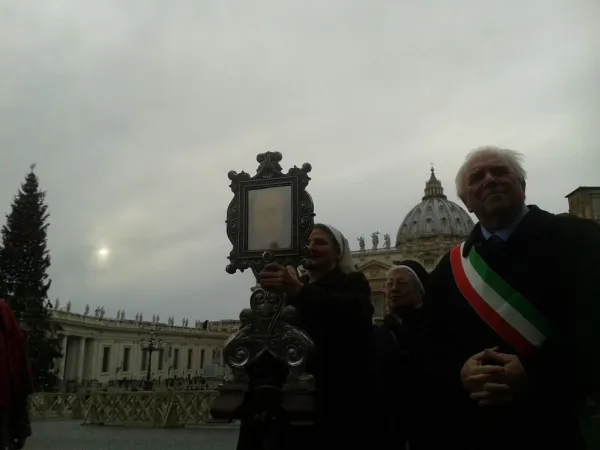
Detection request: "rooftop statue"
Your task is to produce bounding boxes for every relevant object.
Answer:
[371,231,380,250]
[357,236,365,251]
[383,233,391,249]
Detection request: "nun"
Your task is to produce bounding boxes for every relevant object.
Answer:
[374,260,430,450]
[238,223,376,449]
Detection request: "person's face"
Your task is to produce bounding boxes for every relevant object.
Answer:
[385,269,422,311]
[461,153,525,223]
[306,228,338,271]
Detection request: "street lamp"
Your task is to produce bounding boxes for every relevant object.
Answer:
[140,330,163,391]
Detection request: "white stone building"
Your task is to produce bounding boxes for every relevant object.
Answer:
[50,304,237,387]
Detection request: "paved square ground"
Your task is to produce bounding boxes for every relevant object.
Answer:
[27,420,239,450]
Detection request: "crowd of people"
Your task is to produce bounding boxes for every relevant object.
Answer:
[237,146,600,450]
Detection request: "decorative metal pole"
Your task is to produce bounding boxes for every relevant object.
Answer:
[140,331,162,390]
[211,151,316,430]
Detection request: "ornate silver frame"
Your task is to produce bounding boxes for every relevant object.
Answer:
[212,152,316,421]
[225,151,315,277]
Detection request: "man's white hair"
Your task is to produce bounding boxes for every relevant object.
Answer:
[455,146,527,199]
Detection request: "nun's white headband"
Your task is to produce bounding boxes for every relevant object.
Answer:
[387,265,425,293]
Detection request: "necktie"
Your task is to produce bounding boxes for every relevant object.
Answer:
[485,234,504,250]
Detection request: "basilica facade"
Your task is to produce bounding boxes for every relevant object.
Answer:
[352,168,474,319]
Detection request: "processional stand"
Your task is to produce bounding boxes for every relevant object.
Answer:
[210,152,316,430]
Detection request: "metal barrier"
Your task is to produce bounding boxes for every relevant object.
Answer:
[29,393,88,420]
[82,391,222,427]
[29,391,228,427]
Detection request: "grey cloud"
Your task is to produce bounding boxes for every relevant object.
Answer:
[1,0,598,320]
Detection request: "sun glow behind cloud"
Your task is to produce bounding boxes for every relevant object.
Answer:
[96,246,110,264]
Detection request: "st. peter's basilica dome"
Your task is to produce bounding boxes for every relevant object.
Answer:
[395,168,474,246]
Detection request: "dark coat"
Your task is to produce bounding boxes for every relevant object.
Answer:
[425,205,600,449]
[374,308,427,448]
[288,267,376,445]
[237,268,376,449]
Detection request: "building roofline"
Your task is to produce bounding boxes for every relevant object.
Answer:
[565,186,600,198]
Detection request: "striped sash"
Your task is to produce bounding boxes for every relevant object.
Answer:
[450,242,598,448]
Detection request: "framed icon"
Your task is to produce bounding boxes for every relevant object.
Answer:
[225,152,314,277]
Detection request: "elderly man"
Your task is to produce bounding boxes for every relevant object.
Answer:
[426,146,600,449]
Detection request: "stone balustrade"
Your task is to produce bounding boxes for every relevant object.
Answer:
[29,391,229,427]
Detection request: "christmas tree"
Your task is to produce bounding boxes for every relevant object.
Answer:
[0,164,61,391]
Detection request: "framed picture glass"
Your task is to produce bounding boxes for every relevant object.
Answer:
[246,186,293,252]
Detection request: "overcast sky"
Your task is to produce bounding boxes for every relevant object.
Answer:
[1,1,598,322]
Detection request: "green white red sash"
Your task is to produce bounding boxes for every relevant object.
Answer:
[451,241,598,448]
[450,242,551,356]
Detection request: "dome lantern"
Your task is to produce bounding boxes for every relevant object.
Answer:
[423,167,446,200]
